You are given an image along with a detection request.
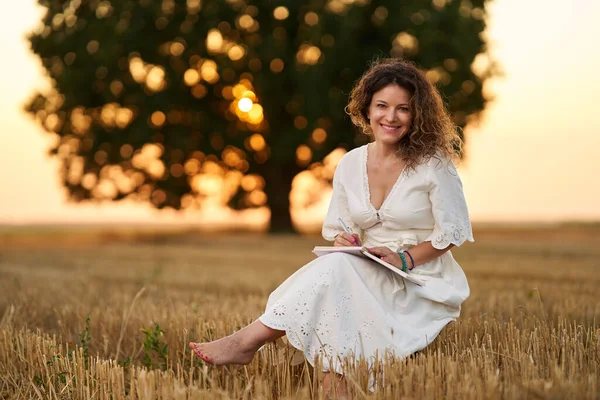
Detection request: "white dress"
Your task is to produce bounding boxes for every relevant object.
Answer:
[259,143,474,373]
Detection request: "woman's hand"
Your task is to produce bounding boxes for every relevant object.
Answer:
[334,232,361,247]
[367,247,405,269]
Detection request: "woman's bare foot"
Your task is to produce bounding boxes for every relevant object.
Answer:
[189,320,285,366]
[189,334,259,365]
[323,373,350,399]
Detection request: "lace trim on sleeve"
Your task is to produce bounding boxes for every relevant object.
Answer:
[425,222,474,250]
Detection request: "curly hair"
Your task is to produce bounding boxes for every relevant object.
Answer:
[346,58,462,171]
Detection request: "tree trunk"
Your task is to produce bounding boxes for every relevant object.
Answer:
[262,163,299,233]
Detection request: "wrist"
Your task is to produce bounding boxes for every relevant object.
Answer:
[396,250,415,270]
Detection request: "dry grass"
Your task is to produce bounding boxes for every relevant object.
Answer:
[0,224,599,399]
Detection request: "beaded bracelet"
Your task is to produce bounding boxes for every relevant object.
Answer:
[398,251,408,273]
[404,250,415,270]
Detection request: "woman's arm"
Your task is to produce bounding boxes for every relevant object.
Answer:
[368,242,454,270]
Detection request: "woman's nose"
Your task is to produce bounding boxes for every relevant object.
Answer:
[386,109,397,122]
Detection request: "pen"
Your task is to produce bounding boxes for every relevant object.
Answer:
[338,218,358,246]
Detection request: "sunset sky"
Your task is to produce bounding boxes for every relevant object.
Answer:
[0,0,598,226]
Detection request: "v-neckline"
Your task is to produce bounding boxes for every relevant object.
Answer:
[362,143,407,212]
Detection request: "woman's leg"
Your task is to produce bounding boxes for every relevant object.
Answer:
[323,373,349,400]
[189,319,285,365]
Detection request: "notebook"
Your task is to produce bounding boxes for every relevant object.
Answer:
[312,246,425,286]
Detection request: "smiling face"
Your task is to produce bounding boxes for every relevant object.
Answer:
[366,84,413,145]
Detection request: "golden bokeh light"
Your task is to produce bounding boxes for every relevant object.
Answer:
[410,12,426,25]
[44,113,60,132]
[86,40,99,54]
[81,173,97,190]
[170,163,184,178]
[232,82,250,98]
[191,173,223,196]
[227,45,245,61]
[146,65,167,91]
[147,159,165,179]
[94,179,118,199]
[249,133,266,151]
[94,150,108,165]
[110,80,124,96]
[70,107,91,135]
[180,194,195,208]
[200,60,219,84]
[432,0,447,10]
[296,45,322,65]
[120,144,134,159]
[471,8,484,20]
[247,104,263,124]
[206,29,223,53]
[186,0,202,13]
[238,97,253,112]
[150,111,166,127]
[191,84,207,98]
[269,58,284,73]
[443,58,458,72]
[241,174,264,192]
[100,103,118,126]
[222,147,244,167]
[311,128,327,144]
[296,145,312,166]
[327,0,344,13]
[115,107,134,128]
[184,158,201,175]
[170,42,185,56]
[294,116,308,130]
[273,6,289,20]
[471,53,490,78]
[372,6,388,25]
[183,68,200,86]
[96,1,112,18]
[461,80,476,94]
[238,14,254,30]
[96,66,108,80]
[392,32,419,57]
[241,90,256,101]
[426,67,451,85]
[321,34,335,47]
[459,3,473,18]
[248,190,267,206]
[151,189,166,205]
[166,110,182,124]
[304,12,319,26]
[221,86,234,100]
[64,52,76,65]
[210,134,225,150]
[128,56,147,83]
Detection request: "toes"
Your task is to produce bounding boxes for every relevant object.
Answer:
[193,349,214,364]
[190,345,215,364]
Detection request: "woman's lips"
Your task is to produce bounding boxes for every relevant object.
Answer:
[380,124,400,133]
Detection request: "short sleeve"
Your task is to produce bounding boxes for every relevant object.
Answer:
[321,157,362,241]
[424,157,474,249]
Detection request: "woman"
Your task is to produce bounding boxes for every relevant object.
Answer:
[189,58,473,396]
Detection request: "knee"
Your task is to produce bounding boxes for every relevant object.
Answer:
[322,253,357,275]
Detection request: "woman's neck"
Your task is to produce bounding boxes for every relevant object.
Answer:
[370,141,401,163]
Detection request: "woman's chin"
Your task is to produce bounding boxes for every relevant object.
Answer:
[374,133,403,145]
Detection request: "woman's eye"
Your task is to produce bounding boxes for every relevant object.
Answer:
[399,107,409,112]
[377,104,386,108]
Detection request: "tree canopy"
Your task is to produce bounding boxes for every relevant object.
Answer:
[27,0,495,231]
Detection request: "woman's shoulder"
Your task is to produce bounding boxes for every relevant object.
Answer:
[336,144,367,170]
[420,153,463,188]
[418,152,456,170]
